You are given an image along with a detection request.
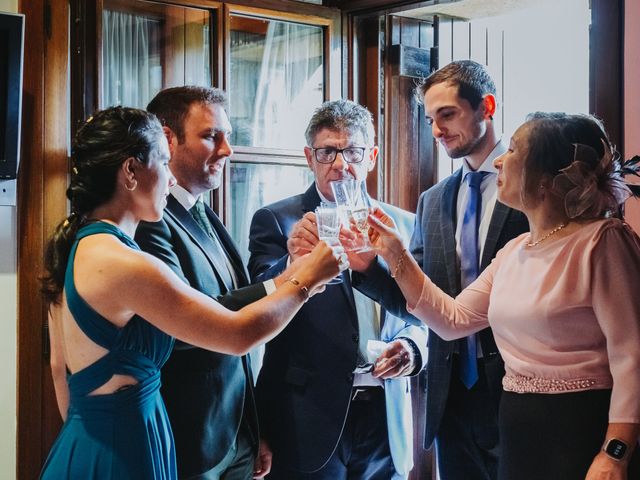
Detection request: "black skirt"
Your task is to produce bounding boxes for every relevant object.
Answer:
[498,388,640,480]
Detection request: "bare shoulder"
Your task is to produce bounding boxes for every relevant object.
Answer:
[73,233,180,311]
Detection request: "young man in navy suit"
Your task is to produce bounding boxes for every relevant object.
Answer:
[351,61,529,479]
[136,86,299,480]
[247,100,428,480]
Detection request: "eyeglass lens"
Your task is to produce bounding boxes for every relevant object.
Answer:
[315,147,364,164]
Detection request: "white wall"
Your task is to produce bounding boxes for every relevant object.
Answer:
[436,0,590,180]
[0,1,19,479]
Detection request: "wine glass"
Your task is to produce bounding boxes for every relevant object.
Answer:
[314,203,343,284]
[330,178,372,252]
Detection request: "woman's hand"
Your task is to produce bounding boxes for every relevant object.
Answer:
[585,452,628,480]
[293,241,347,297]
[367,207,406,262]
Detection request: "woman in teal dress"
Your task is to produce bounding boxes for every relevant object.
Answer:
[39,107,345,479]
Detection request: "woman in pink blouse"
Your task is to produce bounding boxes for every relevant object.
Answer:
[366,113,640,479]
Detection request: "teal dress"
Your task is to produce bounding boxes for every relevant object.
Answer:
[41,222,177,479]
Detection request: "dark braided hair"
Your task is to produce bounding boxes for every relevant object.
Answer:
[41,106,164,304]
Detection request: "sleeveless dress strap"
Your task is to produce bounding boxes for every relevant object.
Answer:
[64,222,141,350]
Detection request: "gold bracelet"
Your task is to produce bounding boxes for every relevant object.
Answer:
[286,276,309,301]
[390,249,407,279]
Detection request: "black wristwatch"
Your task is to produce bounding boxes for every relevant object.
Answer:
[603,438,628,461]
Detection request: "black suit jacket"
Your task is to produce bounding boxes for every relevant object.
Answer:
[135,194,265,478]
[352,168,529,449]
[248,185,426,474]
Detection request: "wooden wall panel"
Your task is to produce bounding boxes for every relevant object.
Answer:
[17,0,69,478]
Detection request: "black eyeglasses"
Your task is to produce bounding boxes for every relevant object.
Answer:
[311,147,366,164]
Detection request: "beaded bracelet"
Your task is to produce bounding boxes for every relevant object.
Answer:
[390,249,407,279]
[286,276,309,301]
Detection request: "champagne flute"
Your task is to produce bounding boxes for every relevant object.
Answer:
[330,178,372,252]
[315,203,343,284]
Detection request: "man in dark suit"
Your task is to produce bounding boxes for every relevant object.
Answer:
[247,100,428,480]
[351,61,529,480]
[136,86,293,480]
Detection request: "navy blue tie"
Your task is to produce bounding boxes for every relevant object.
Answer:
[459,171,487,389]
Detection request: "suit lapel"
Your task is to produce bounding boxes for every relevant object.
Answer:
[165,195,234,291]
[441,170,462,294]
[301,184,321,214]
[480,201,510,270]
[204,204,250,287]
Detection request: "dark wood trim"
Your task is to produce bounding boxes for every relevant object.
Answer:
[329,0,454,15]
[590,0,624,150]
[70,0,99,131]
[17,0,69,478]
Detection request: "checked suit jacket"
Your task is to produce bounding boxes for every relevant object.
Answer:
[353,167,529,449]
[135,194,265,478]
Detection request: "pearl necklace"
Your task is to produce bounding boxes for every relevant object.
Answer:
[526,223,567,247]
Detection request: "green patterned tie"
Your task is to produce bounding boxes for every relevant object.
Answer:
[190,200,216,239]
[189,200,234,289]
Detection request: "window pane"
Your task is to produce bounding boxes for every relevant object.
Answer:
[102,1,211,109]
[230,162,315,263]
[229,15,323,150]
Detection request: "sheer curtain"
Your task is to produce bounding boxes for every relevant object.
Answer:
[251,22,323,149]
[231,163,314,265]
[102,10,161,108]
[229,30,264,146]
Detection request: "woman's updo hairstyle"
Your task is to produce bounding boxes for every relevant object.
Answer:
[520,112,628,220]
[41,106,164,304]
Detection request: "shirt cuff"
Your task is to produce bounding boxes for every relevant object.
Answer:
[395,337,423,376]
[264,279,276,295]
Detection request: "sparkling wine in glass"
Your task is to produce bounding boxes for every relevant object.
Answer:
[315,203,343,284]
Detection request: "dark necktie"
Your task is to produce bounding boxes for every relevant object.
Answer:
[189,200,235,289]
[459,171,487,389]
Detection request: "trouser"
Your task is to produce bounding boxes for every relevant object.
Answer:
[268,387,403,480]
[185,421,255,480]
[435,356,500,480]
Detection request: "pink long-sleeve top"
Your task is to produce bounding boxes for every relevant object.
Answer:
[408,218,640,424]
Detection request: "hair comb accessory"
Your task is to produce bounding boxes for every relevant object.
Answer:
[85,115,94,123]
[621,155,640,197]
[551,141,633,219]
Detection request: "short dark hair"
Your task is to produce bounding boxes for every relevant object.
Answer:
[147,86,228,142]
[304,99,376,147]
[417,60,496,110]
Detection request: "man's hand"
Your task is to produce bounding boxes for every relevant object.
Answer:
[287,212,319,261]
[372,340,414,379]
[346,248,377,273]
[253,439,273,479]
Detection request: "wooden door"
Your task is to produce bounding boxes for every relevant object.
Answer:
[350,12,438,480]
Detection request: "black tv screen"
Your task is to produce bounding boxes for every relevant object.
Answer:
[0,12,24,180]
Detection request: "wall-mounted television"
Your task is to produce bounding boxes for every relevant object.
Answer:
[0,12,24,180]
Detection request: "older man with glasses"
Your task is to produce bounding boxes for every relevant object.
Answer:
[247,99,428,480]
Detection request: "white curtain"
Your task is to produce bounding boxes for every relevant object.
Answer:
[251,22,323,149]
[102,10,161,108]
